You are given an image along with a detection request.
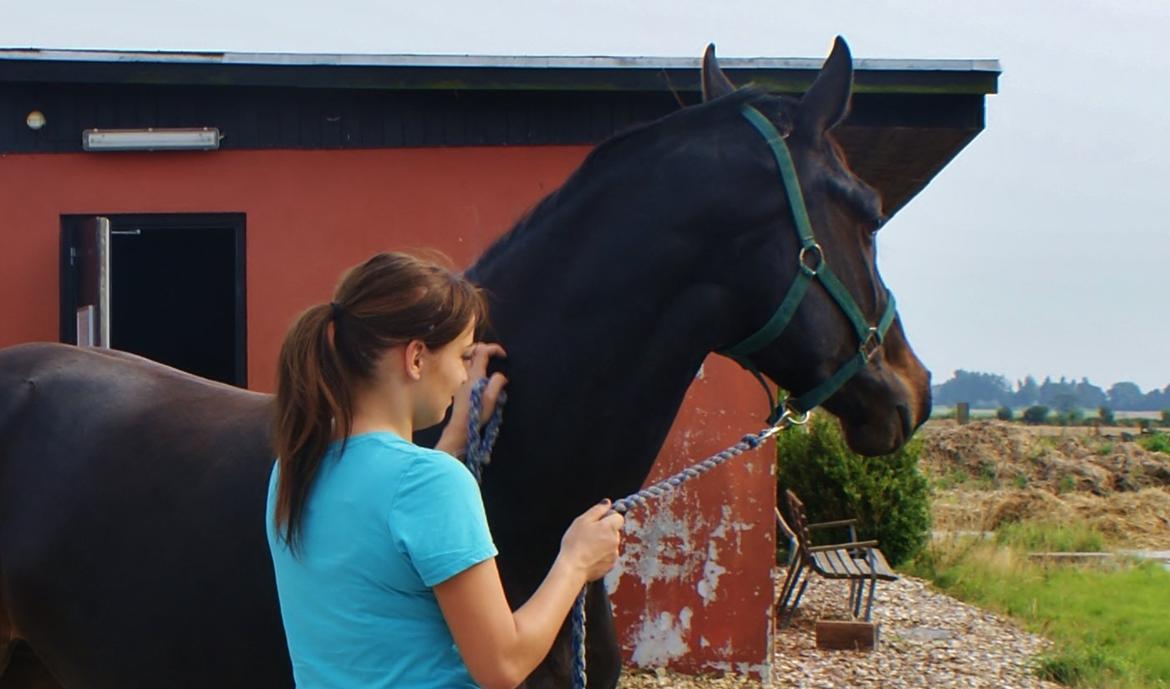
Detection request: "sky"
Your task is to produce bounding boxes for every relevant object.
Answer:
[3,0,1167,391]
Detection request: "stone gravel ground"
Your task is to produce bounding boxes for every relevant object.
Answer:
[618,571,1061,689]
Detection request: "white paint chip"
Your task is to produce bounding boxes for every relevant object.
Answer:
[630,608,693,666]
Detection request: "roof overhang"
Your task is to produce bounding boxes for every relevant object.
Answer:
[0,48,999,94]
[0,48,1000,214]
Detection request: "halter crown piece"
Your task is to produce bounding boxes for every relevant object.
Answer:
[719,105,898,423]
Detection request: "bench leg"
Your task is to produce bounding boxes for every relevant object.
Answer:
[776,561,804,620]
[780,568,812,629]
[863,576,877,621]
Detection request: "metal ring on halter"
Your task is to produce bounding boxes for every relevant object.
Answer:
[860,326,881,361]
[778,402,811,427]
[798,243,824,277]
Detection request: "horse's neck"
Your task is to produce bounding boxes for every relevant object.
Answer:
[473,164,722,366]
[470,159,742,492]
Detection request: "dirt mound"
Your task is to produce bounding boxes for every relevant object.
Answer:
[920,421,1170,547]
[931,488,1170,547]
[921,420,1170,495]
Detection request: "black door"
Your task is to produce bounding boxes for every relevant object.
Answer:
[61,213,247,387]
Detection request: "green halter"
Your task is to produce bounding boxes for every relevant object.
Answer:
[719,104,898,423]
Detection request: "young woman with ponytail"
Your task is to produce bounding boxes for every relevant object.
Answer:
[266,252,623,689]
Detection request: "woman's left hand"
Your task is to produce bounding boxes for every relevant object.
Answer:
[437,343,508,458]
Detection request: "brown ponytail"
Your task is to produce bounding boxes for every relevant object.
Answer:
[272,252,487,553]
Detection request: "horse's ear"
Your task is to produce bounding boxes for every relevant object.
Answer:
[701,44,737,102]
[797,36,853,134]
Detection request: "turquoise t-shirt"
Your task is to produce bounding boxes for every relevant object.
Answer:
[265,432,498,689]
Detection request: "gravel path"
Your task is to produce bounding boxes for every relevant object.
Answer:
[619,570,1061,689]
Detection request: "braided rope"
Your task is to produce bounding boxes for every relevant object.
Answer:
[570,589,588,689]
[464,378,505,482]
[610,431,764,515]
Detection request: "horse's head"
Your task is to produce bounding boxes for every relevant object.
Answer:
[703,38,931,455]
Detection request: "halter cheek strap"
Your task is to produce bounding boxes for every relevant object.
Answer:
[719,105,898,422]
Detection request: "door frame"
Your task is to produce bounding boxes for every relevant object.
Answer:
[59,212,248,386]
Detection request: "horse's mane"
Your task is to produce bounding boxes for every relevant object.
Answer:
[471,87,794,272]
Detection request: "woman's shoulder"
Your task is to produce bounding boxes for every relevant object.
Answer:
[344,432,471,481]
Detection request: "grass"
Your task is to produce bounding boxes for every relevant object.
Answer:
[996,519,1105,553]
[908,522,1170,688]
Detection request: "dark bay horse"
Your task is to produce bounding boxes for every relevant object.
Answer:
[0,38,930,689]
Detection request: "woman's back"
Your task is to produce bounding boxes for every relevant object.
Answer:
[266,431,496,689]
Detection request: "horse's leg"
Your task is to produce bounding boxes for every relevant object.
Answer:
[0,642,62,689]
[0,597,10,677]
[0,600,61,689]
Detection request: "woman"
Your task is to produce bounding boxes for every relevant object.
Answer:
[266,252,623,689]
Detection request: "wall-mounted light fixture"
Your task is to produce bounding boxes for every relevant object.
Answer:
[82,127,221,152]
[26,111,46,130]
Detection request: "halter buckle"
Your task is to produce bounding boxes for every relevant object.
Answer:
[798,243,824,277]
[860,326,882,361]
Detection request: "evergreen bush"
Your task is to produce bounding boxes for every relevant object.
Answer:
[1022,405,1050,425]
[996,406,1014,421]
[775,414,930,566]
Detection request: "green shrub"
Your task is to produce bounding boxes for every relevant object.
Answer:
[1098,405,1115,426]
[775,414,930,566]
[1140,434,1170,455]
[1022,405,1050,425]
[1162,409,1170,427]
[996,406,1014,421]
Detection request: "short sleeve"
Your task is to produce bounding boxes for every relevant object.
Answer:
[390,451,498,587]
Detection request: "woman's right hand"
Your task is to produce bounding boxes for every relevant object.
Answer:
[559,501,624,582]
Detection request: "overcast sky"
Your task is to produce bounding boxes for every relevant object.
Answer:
[4,1,1167,391]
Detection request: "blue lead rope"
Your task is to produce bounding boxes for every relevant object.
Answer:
[464,379,505,483]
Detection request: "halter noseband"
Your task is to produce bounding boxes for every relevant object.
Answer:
[719,104,898,423]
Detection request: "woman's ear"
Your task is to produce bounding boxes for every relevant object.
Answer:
[405,340,426,381]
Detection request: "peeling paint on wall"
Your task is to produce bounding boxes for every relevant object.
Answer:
[696,541,727,605]
[610,356,776,683]
[629,608,694,666]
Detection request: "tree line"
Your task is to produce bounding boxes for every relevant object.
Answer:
[932,370,1170,411]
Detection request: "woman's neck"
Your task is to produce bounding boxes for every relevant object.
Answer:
[348,382,414,441]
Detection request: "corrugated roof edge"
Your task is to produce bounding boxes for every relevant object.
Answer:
[0,48,1001,73]
[0,49,1000,95]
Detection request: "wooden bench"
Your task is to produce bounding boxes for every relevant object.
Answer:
[775,490,897,627]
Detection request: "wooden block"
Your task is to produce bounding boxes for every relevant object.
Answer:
[815,619,879,651]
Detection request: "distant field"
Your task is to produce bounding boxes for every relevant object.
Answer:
[931,406,1164,420]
